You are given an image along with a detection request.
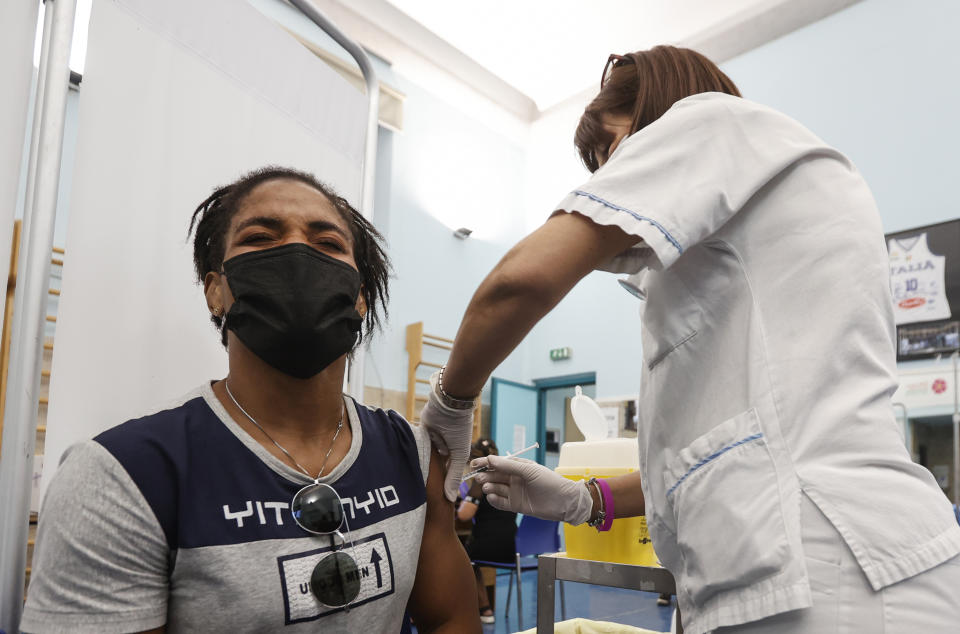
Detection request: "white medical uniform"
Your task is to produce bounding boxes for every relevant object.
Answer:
[555,93,960,634]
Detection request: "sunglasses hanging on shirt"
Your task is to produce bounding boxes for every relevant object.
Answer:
[292,482,362,608]
[225,381,361,608]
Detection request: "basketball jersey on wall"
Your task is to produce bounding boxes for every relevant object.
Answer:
[888,232,952,325]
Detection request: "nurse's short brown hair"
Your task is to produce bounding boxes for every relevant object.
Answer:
[575,45,741,172]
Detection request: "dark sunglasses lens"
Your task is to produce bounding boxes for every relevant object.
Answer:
[311,552,361,607]
[292,483,343,534]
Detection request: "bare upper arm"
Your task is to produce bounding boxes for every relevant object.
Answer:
[407,448,480,633]
[424,447,454,524]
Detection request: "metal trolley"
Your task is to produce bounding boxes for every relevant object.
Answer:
[536,553,683,634]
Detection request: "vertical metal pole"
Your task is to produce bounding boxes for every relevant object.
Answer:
[0,0,76,629]
[22,2,56,265]
[285,0,379,403]
[0,0,41,321]
[537,555,556,634]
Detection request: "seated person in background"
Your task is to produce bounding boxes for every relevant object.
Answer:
[22,166,478,634]
[457,438,518,624]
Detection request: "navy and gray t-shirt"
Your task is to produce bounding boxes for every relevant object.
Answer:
[22,382,431,633]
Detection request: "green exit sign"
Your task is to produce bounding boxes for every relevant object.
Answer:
[549,347,572,361]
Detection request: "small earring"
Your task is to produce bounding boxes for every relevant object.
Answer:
[212,307,223,317]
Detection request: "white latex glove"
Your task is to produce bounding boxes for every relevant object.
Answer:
[472,455,595,525]
[419,371,476,502]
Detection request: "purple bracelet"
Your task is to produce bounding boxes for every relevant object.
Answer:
[595,478,615,532]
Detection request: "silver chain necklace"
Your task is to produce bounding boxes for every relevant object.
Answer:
[224,380,344,481]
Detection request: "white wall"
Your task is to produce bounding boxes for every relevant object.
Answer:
[364,76,532,400]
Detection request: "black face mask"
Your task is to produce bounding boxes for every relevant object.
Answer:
[222,243,363,379]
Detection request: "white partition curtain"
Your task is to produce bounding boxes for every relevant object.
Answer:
[41,0,366,497]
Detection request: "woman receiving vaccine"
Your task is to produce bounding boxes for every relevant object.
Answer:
[24,167,478,633]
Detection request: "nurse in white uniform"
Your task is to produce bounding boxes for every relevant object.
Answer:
[421,46,960,633]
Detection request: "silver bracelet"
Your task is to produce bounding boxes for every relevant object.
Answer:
[585,478,606,528]
[437,365,478,410]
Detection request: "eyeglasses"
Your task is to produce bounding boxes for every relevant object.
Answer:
[601,53,635,89]
[291,482,361,608]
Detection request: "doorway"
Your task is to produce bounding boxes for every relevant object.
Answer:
[911,414,956,503]
[489,372,596,467]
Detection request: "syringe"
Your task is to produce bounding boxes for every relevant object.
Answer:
[461,442,540,482]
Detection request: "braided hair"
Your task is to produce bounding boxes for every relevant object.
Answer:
[187,166,391,347]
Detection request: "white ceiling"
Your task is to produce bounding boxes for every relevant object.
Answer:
[382,0,775,111]
[336,0,861,116]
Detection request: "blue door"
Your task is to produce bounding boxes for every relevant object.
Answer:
[490,378,542,463]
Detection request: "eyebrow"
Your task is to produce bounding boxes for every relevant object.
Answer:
[234,215,283,233]
[233,215,351,242]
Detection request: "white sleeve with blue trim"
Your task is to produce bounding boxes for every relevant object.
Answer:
[554,92,843,273]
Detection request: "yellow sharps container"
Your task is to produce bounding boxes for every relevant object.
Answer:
[554,387,658,567]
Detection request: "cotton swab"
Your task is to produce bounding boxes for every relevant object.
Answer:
[461,442,540,482]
